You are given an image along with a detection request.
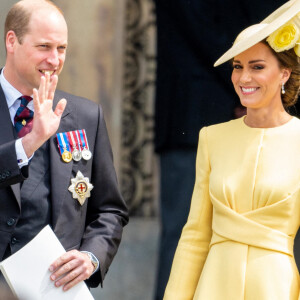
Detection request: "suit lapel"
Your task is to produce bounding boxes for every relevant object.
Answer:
[50,93,74,228]
[20,141,50,199]
[0,84,21,207]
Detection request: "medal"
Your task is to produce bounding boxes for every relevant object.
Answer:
[72,149,82,161]
[56,132,72,163]
[82,148,92,160]
[62,149,72,163]
[68,171,94,205]
[77,129,92,161]
[67,131,82,161]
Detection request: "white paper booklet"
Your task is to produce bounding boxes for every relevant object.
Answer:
[0,225,94,300]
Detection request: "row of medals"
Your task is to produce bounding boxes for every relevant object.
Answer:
[62,147,92,163]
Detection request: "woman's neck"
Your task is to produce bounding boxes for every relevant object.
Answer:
[245,107,292,128]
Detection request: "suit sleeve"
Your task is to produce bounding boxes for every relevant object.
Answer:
[0,140,28,188]
[164,127,213,299]
[79,104,129,287]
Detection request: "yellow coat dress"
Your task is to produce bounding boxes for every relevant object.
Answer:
[164,116,300,300]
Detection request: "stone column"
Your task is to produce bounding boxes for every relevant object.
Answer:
[120,0,158,216]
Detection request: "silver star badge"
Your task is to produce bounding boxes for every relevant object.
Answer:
[68,171,94,205]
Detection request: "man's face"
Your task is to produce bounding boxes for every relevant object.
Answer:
[6,9,68,95]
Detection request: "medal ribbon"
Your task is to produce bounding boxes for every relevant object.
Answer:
[77,129,89,150]
[62,132,71,152]
[82,129,90,150]
[67,131,77,151]
[56,132,71,155]
[75,131,82,151]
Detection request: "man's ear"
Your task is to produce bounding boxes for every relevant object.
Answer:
[6,31,18,54]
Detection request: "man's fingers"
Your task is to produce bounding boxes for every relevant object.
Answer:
[38,76,46,104]
[51,259,79,281]
[45,73,50,98]
[62,272,87,291]
[48,74,58,100]
[54,265,85,289]
[32,88,40,110]
[54,98,67,117]
[49,251,72,272]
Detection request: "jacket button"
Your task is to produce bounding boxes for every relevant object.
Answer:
[7,218,16,226]
[11,237,18,245]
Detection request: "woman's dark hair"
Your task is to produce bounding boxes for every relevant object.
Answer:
[263,40,300,108]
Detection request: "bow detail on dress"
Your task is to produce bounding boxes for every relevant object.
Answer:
[210,192,295,256]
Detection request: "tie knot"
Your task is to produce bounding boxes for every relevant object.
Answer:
[19,95,33,107]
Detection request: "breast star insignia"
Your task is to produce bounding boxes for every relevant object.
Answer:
[68,171,94,205]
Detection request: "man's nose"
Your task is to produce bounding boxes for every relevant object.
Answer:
[46,49,60,66]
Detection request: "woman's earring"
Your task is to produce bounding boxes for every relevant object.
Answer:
[281,83,286,94]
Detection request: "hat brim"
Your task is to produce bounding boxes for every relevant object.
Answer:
[214,0,300,67]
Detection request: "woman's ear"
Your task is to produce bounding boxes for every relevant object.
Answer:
[281,68,292,84]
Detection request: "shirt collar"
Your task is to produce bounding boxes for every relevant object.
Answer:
[0,68,25,109]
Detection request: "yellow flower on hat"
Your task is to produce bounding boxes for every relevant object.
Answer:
[267,21,300,52]
[294,39,300,57]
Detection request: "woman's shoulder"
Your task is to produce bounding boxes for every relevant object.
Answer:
[201,117,244,136]
[290,116,300,127]
[200,116,300,141]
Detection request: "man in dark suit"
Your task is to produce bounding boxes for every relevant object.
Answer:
[154,0,287,299]
[0,0,128,292]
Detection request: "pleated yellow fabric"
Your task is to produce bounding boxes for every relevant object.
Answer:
[164,116,300,300]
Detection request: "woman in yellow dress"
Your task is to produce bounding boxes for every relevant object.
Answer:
[164,0,300,299]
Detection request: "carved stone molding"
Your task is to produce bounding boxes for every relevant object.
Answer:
[121,0,157,216]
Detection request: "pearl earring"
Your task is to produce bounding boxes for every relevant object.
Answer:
[281,83,285,95]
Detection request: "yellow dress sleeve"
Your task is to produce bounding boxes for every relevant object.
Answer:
[164,127,213,300]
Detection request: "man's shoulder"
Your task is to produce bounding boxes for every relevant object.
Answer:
[55,89,99,108]
[55,89,102,119]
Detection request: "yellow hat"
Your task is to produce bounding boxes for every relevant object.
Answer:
[214,0,300,67]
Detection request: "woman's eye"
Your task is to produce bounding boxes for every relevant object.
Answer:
[233,64,242,69]
[253,65,264,70]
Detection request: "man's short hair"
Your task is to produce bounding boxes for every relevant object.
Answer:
[4,0,63,44]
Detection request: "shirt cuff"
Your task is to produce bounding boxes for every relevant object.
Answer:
[81,251,100,274]
[15,138,33,168]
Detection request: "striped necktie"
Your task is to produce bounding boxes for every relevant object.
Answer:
[14,95,34,138]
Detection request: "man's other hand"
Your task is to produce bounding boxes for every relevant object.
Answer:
[49,250,95,291]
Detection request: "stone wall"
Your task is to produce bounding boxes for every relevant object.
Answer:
[0,1,18,65]
[120,0,157,216]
